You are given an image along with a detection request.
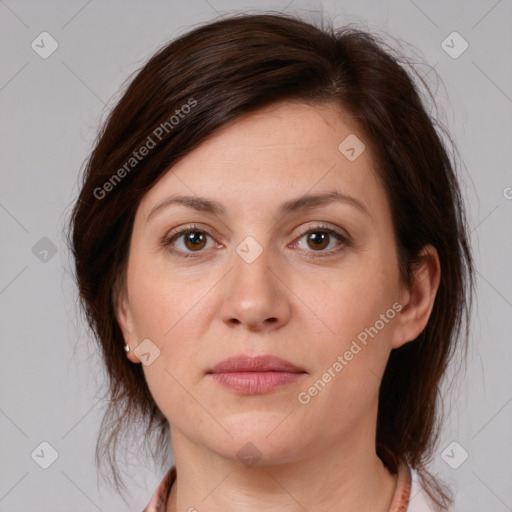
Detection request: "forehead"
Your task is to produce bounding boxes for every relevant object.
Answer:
[138,101,386,218]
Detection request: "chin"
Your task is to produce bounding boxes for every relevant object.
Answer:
[204,417,303,465]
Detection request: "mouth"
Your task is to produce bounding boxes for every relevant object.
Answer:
[207,354,307,395]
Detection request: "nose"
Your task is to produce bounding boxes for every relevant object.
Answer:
[219,243,292,333]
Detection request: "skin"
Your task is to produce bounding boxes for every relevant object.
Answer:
[116,100,440,512]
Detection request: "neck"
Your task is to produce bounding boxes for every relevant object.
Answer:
[165,424,398,512]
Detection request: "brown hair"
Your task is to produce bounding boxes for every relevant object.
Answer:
[68,12,474,509]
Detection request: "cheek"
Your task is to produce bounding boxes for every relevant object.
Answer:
[299,254,399,401]
[126,247,200,339]
[310,257,399,346]
[126,254,215,379]
[128,267,211,426]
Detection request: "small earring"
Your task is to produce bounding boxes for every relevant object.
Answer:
[124,344,130,352]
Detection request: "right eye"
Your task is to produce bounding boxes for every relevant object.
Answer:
[162,224,221,258]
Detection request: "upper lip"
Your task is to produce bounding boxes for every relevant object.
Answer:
[208,354,306,374]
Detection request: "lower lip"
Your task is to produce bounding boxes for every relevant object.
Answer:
[210,371,305,394]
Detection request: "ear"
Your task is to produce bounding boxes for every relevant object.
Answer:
[391,244,441,349]
[115,287,141,364]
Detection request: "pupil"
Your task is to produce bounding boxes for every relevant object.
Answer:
[187,232,204,247]
[309,232,327,249]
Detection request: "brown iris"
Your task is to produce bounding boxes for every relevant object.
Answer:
[306,231,329,251]
[184,231,207,251]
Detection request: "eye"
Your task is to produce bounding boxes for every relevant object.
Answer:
[292,224,349,258]
[162,224,220,258]
[162,222,350,259]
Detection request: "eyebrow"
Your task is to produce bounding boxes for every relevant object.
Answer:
[147,191,370,222]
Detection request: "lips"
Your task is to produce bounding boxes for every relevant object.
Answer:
[208,354,305,374]
[207,354,306,395]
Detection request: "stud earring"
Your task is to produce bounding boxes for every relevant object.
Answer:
[124,344,130,352]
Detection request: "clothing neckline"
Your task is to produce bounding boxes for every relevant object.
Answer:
[143,453,412,512]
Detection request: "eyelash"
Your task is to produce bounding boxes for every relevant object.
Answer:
[161,223,350,259]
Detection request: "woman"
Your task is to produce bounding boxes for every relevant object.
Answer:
[69,12,473,512]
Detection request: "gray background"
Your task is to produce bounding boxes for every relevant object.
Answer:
[1,0,511,510]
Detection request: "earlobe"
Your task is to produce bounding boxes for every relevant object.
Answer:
[391,244,441,349]
[115,290,141,364]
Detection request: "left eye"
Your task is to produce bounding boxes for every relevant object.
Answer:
[293,227,347,254]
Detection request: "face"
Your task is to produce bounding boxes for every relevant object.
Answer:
[117,100,418,465]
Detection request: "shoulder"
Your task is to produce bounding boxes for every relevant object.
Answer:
[407,468,446,512]
[142,466,176,512]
